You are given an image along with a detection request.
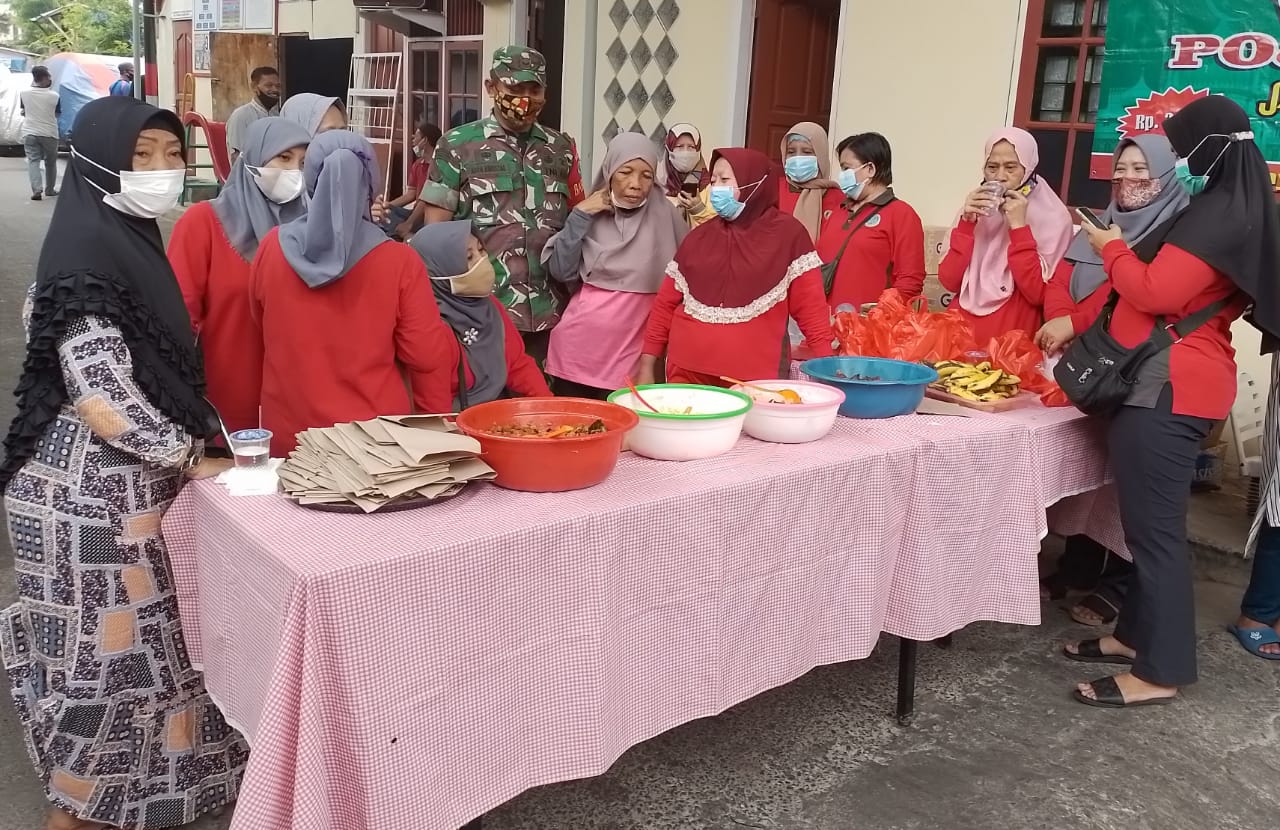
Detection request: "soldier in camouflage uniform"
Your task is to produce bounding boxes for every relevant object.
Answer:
[418,46,584,363]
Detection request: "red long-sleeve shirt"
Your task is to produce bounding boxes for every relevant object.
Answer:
[642,269,835,381]
[818,196,926,309]
[1043,258,1111,337]
[938,220,1047,344]
[169,202,262,433]
[1103,240,1244,420]
[250,228,455,455]
[450,297,552,401]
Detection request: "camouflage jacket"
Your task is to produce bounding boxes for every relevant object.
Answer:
[420,116,581,332]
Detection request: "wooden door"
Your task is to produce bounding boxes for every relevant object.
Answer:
[173,20,192,112]
[209,33,278,121]
[745,0,840,156]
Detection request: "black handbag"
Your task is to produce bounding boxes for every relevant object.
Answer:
[1053,291,1229,417]
[820,201,892,296]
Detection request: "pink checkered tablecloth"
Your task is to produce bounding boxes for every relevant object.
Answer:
[161,405,1121,830]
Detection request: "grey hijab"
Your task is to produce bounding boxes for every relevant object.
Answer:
[1065,134,1189,301]
[567,131,688,293]
[277,130,388,288]
[408,221,508,409]
[280,93,343,137]
[211,116,310,261]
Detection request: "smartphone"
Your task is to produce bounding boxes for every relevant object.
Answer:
[1076,206,1108,229]
[680,182,700,197]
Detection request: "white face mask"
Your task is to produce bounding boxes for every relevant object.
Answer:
[74,147,186,219]
[249,165,305,204]
[669,148,700,173]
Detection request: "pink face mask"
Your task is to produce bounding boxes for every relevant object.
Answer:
[1113,176,1163,211]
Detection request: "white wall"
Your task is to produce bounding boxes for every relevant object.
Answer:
[561,0,748,180]
[831,0,1028,228]
[277,0,358,38]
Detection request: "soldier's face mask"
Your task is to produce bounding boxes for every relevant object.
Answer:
[493,89,544,126]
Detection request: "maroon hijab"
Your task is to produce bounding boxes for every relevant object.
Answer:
[673,148,817,313]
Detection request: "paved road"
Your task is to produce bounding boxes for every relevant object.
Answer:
[0,156,1278,830]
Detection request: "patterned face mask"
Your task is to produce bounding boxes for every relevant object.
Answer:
[494,91,544,124]
[1112,176,1163,211]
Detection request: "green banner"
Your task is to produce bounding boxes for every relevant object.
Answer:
[1092,0,1280,192]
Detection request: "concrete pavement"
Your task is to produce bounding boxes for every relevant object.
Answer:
[0,156,1278,830]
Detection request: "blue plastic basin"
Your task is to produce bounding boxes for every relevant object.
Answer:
[799,357,939,419]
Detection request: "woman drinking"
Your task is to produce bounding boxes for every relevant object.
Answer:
[636,147,835,386]
[408,221,551,407]
[543,132,689,398]
[280,92,348,137]
[1,97,247,830]
[1063,96,1279,708]
[938,127,1074,344]
[820,132,926,309]
[1034,133,1188,628]
[170,116,311,433]
[778,122,844,242]
[251,130,454,455]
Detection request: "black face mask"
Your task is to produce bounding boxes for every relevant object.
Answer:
[257,92,280,109]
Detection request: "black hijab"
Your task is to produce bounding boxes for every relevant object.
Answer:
[1,97,218,487]
[1142,95,1280,349]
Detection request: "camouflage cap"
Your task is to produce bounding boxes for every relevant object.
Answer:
[491,45,547,87]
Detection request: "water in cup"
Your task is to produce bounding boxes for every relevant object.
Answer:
[228,428,272,468]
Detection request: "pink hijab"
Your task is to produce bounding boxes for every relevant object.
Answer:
[958,128,1075,317]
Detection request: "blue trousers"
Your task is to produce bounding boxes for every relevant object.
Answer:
[1242,522,1280,626]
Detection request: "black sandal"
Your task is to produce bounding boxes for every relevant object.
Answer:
[1072,675,1177,709]
[1069,591,1121,626]
[1062,638,1134,666]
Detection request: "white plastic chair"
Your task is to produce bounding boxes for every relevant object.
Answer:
[1230,368,1265,480]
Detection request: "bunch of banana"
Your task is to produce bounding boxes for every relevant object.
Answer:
[930,360,1021,402]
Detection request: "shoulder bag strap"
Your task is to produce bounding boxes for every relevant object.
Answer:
[1148,297,1234,349]
[832,200,893,263]
[821,199,894,296]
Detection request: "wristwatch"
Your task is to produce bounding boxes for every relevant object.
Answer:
[182,442,206,474]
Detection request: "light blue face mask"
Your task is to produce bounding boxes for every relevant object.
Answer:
[784,154,820,183]
[837,163,871,199]
[1174,130,1253,196]
[708,176,765,221]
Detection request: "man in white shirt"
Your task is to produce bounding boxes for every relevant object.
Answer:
[224,66,281,163]
[19,65,61,201]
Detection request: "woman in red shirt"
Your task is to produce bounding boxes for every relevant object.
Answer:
[1034,134,1187,627]
[938,128,1075,344]
[408,220,551,407]
[1038,134,1188,355]
[819,132,926,309]
[1063,97,1280,709]
[251,130,455,455]
[170,116,310,433]
[778,122,845,242]
[635,148,835,387]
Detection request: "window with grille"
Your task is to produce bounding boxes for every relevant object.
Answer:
[1014,0,1109,209]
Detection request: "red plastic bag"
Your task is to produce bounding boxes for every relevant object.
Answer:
[984,330,1070,406]
[835,289,979,364]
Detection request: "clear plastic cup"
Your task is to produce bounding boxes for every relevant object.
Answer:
[228,428,272,468]
[981,181,1005,214]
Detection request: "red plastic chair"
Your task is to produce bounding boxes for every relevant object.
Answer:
[180,111,231,204]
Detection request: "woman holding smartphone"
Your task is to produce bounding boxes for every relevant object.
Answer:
[1061,97,1279,708]
[662,123,717,228]
[1034,134,1188,628]
[937,127,1074,344]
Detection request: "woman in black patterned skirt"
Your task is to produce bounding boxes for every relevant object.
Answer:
[0,97,248,829]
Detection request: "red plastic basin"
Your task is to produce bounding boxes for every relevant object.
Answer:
[454,397,639,492]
